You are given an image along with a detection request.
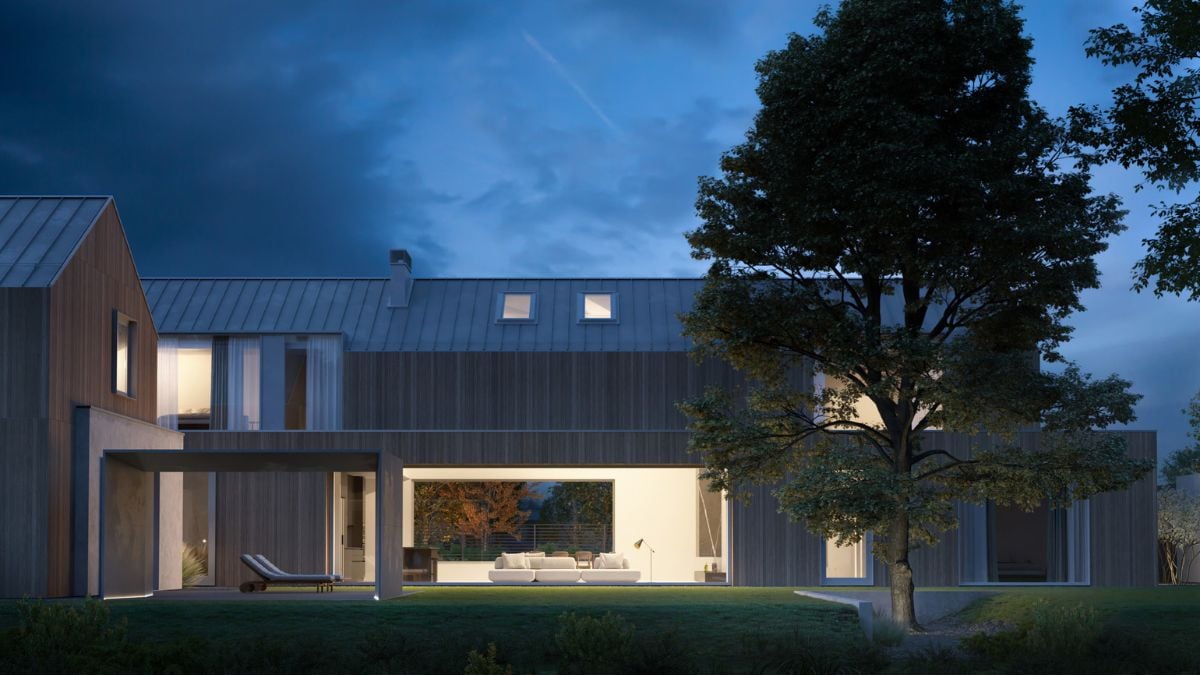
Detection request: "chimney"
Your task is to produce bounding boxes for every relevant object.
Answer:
[389,249,413,307]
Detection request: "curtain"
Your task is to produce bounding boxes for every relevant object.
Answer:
[1045,506,1069,582]
[156,337,179,429]
[227,337,261,430]
[209,337,229,429]
[306,335,342,430]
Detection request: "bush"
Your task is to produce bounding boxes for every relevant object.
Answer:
[181,543,207,587]
[555,612,634,673]
[872,614,907,647]
[465,643,513,675]
[4,598,129,672]
[962,601,1102,671]
[739,630,886,674]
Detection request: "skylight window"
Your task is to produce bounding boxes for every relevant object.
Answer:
[498,292,536,322]
[580,292,617,322]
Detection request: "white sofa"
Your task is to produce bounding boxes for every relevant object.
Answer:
[487,552,641,584]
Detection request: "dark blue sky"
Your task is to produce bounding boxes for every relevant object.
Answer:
[1,1,1196,464]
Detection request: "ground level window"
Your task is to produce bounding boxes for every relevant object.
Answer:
[960,499,1090,584]
[822,533,873,585]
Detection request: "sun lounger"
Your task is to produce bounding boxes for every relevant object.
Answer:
[238,553,342,593]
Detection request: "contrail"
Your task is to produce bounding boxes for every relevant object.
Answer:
[522,30,621,136]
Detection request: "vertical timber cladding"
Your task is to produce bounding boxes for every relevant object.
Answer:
[341,351,747,431]
[0,288,50,597]
[1090,431,1157,586]
[214,471,330,586]
[45,202,159,597]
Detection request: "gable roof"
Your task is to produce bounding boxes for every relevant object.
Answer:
[0,196,112,287]
[142,277,705,352]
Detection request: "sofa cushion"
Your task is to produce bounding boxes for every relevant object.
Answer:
[596,552,625,570]
[525,551,546,558]
[488,569,536,583]
[534,569,582,584]
[500,552,529,569]
[580,569,640,584]
[531,556,577,570]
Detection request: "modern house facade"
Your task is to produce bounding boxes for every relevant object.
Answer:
[0,196,1158,597]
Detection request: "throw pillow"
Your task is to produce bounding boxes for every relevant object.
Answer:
[596,552,624,570]
[501,552,529,569]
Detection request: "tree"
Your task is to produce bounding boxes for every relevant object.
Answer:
[1158,487,1200,583]
[1071,0,1200,299]
[1163,390,1200,485]
[451,482,535,559]
[538,482,614,547]
[413,482,463,546]
[682,0,1153,629]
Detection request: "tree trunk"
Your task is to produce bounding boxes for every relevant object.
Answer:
[888,511,921,631]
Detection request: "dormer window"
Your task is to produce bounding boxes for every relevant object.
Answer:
[580,292,617,322]
[498,292,536,322]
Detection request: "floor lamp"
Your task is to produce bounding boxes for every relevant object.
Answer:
[633,538,655,583]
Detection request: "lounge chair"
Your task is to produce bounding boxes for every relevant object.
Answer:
[238,554,342,593]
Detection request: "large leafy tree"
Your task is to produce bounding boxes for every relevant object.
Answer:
[451,482,535,559]
[682,0,1152,629]
[1072,0,1200,298]
[539,482,614,547]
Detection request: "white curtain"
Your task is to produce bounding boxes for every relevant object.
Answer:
[226,337,261,430]
[156,337,180,430]
[306,335,342,430]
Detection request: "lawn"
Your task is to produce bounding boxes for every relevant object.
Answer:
[0,587,870,673]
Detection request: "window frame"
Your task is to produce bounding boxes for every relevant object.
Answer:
[112,310,137,398]
[495,292,538,323]
[578,291,618,323]
[820,532,874,586]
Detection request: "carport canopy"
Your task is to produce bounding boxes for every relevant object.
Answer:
[98,448,403,600]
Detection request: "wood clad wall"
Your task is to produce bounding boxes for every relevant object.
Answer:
[214,472,329,586]
[1090,431,1157,586]
[343,352,746,430]
[187,430,695,466]
[45,202,159,596]
[0,288,51,596]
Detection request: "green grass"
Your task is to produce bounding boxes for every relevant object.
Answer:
[0,587,867,673]
[958,587,1200,673]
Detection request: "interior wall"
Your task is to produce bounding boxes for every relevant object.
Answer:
[403,467,726,582]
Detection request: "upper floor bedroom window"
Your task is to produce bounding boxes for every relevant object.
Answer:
[113,312,136,397]
[579,292,617,322]
[497,292,537,322]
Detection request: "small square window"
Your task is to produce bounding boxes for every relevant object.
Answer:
[580,292,616,321]
[498,292,536,322]
[113,312,136,398]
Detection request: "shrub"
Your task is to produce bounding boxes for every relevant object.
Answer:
[962,601,1102,670]
[739,630,885,674]
[5,598,129,671]
[555,612,634,673]
[872,614,907,647]
[181,543,207,587]
[465,643,513,675]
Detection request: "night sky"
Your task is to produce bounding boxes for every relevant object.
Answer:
[2,1,1197,466]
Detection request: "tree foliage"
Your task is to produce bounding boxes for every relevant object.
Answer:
[682,0,1153,626]
[1071,0,1200,299]
[538,482,613,525]
[1163,390,1200,484]
[450,482,535,557]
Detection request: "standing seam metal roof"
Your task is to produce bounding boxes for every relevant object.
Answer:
[0,197,111,287]
[141,278,706,352]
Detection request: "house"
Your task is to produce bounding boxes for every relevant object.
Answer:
[0,196,1158,597]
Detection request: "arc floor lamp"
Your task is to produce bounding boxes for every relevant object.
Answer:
[633,538,655,583]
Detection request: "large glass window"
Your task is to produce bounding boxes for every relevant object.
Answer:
[113,312,136,397]
[284,335,341,430]
[157,335,259,430]
[822,534,873,585]
[960,499,1090,584]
